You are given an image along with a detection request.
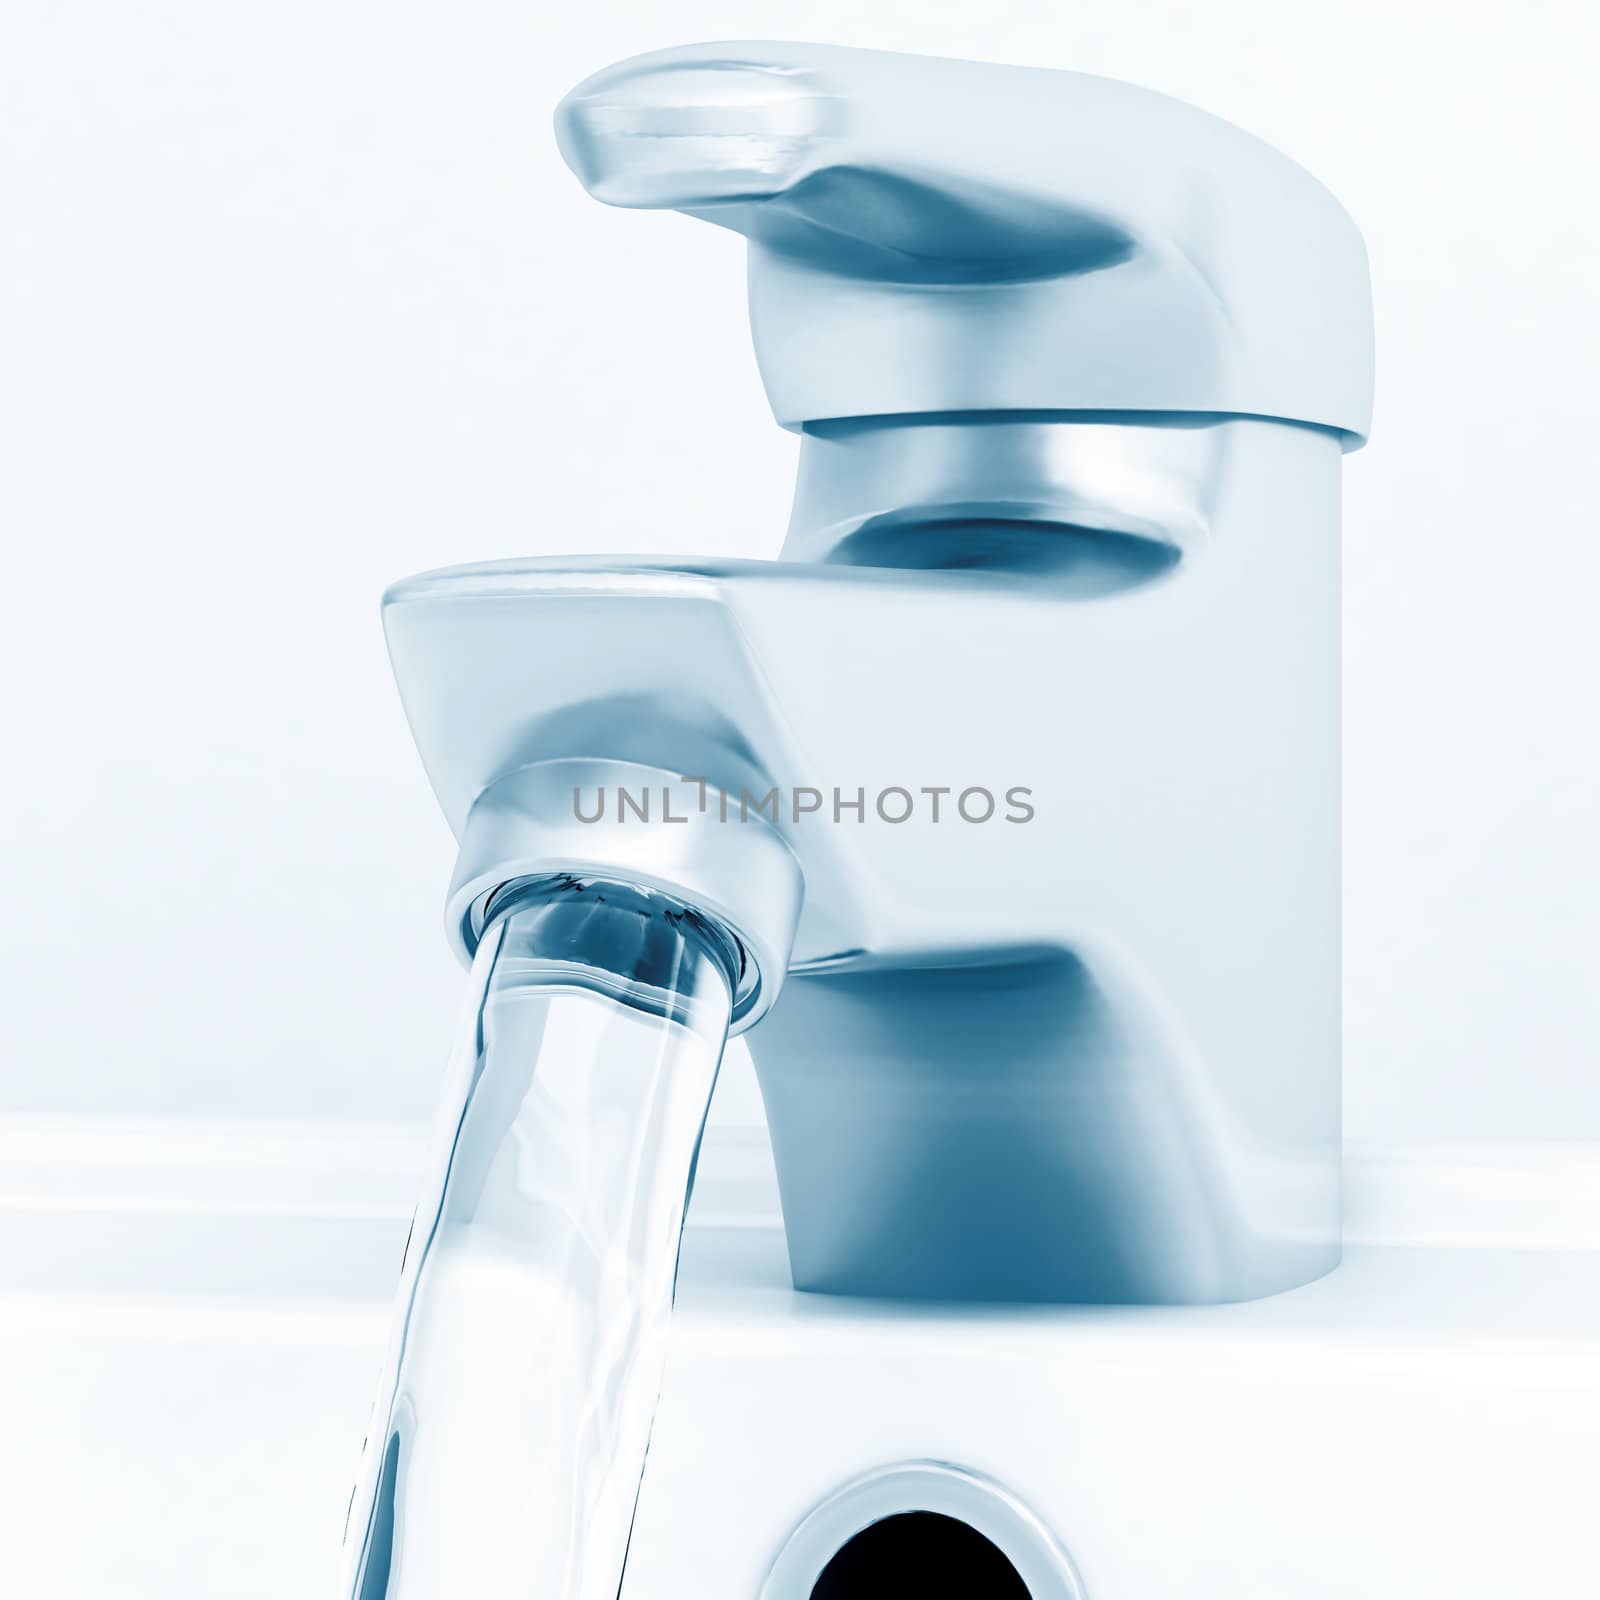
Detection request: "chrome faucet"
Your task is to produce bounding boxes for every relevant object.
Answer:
[343,40,1372,1598]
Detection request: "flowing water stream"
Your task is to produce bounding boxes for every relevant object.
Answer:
[341,877,737,1599]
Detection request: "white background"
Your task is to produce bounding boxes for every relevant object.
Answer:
[2,0,1596,1145]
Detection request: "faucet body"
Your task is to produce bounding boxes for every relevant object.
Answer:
[354,38,1373,1599]
[385,412,1342,1304]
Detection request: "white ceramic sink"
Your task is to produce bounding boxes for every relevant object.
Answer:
[1,1116,1596,1598]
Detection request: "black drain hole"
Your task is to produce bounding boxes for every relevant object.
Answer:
[809,1510,1031,1597]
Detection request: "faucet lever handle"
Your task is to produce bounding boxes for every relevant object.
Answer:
[554,43,1129,282]
[555,42,1372,444]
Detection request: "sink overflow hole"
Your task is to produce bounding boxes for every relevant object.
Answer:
[808,1510,1031,1597]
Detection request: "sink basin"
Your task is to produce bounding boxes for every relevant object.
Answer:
[1,1113,1595,1598]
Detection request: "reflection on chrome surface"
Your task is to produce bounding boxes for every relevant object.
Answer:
[341,878,736,1599]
